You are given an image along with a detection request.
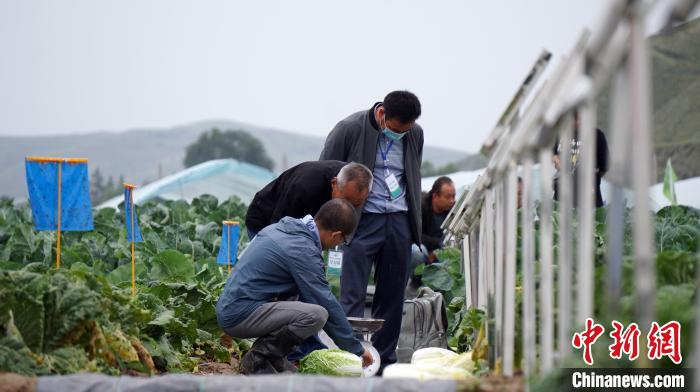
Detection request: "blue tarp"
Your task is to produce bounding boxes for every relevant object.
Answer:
[124,187,143,242]
[217,223,240,266]
[25,159,94,231]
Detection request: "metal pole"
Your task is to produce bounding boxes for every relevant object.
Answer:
[482,50,552,156]
[576,99,597,325]
[538,148,555,373]
[503,165,518,376]
[605,68,630,317]
[463,234,473,307]
[485,189,497,370]
[628,2,656,344]
[494,184,505,368]
[470,230,480,307]
[469,230,482,308]
[56,162,62,269]
[478,211,488,309]
[557,114,574,361]
[130,187,136,297]
[522,157,536,379]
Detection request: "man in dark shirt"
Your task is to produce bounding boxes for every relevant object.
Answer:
[245,161,373,238]
[420,176,456,262]
[319,91,423,371]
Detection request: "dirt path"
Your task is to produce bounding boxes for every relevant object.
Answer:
[192,360,239,376]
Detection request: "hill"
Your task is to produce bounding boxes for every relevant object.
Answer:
[0,120,479,198]
[598,17,700,181]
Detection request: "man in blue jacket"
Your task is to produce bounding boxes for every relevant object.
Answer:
[216,198,372,374]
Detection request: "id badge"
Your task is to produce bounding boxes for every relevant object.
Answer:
[385,173,401,199]
[327,248,343,277]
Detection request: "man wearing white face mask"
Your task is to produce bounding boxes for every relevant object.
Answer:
[319,90,423,372]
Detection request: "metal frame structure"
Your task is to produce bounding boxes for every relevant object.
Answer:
[441,0,699,382]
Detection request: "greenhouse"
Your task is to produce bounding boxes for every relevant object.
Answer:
[98,159,277,209]
[1,1,699,391]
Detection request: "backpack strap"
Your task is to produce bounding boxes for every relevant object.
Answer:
[433,291,446,333]
[416,287,447,334]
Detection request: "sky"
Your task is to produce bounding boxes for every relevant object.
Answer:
[0,0,688,153]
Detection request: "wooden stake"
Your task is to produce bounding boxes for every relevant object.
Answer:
[227,224,231,274]
[128,185,136,297]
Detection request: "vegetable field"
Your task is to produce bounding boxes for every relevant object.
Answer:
[415,203,699,389]
[0,196,251,376]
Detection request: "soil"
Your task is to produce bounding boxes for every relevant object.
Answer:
[192,359,239,376]
[476,373,524,392]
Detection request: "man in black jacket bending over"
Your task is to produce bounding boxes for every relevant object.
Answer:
[320,90,423,371]
[245,161,373,239]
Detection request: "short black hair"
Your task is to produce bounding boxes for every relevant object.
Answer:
[383,90,421,124]
[315,198,357,236]
[429,176,453,200]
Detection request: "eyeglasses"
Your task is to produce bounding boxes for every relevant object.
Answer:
[341,234,349,247]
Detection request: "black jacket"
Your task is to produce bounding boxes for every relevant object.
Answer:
[245,160,346,234]
[421,193,444,252]
[319,104,424,244]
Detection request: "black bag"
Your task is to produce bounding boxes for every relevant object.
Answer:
[396,287,449,363]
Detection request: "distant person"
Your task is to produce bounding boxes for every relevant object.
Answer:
[418,176,456,264]
[552,111,609,207]
[319,90,423,372]
[216,199,373,374]
[245,161,373,239]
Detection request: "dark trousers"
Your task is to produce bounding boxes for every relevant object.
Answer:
[340,212,411,366]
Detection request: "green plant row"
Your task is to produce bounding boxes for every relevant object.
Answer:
[0,195,251,376]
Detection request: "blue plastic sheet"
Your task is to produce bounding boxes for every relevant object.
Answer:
[25,160,94,231]
[217,223,240,266]
[124,187,143,242]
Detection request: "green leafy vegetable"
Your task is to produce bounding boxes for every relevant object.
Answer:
[299,349,362,377]
[0,195,251,376]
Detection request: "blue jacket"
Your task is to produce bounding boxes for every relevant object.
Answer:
[215,217,364,356]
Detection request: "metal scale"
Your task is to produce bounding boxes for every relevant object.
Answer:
[347,317,384,377]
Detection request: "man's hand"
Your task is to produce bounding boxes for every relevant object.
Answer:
[360,348,373,368]
[427,251,437,264]
[553,154,561,171]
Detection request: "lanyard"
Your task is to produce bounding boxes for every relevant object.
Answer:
[379,136,394,167]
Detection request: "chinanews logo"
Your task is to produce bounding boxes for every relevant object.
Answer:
[571,318,682,366]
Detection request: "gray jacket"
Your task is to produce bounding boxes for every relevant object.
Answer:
[319,106,424,244]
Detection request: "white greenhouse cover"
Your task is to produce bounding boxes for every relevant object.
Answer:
[422,169,700,212]
[99,159,276,208]
[649,176,700,210]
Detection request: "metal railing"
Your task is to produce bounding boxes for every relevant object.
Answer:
[441,0,699,384]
